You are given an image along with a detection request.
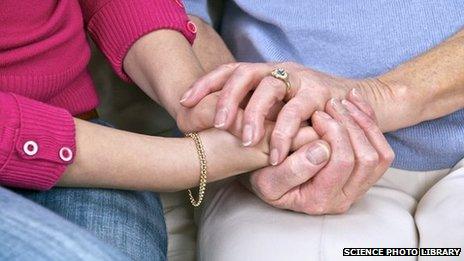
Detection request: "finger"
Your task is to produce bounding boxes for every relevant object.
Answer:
[261,124,319,154]
[250,140,330,202]
[291,126,319,151]
[342,99,395,173]
[180,63,239,107]
[270,94,318,165]
[267,101,285,121]
[347,88,378,122]
[308,111,355,203]
[326,98,379,200]
[215,63,273,129]
[242,76,288,146]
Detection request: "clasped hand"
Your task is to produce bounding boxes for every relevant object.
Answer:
[178,62,394,215]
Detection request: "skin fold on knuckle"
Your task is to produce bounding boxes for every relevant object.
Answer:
[220,63,238,71]
[233,63,258,80]
[358,151,380,169]
[334,201,352,214]
[337,155,355,170]
[382,147,396,165]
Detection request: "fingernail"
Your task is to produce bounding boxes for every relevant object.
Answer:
[270,149,279,166]
[330,98,347,114]
[214,109,228,128]
[316,111,331,119]
[180,89,192,103]
[242,124,253,146]
[306,142,330,165]
[351,88,361,99]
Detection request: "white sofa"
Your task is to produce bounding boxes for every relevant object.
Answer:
[89,46,197,261]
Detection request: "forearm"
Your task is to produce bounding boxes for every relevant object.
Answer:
[58,119,267,192]
[373,29,464,131]
[189,15,236,71]
[124,30,204,119]
[123,18,234,118]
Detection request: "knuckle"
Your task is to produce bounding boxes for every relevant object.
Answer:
[381,148,395,165]
[334,201,352,214]
[334,155,355,170]
[234,63,254,76]
[359,152,379,168]
[220,63,238,70]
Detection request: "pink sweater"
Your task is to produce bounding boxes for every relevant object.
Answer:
[0,0,196,190]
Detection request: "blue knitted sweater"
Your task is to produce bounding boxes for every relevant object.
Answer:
[184,0,464,171]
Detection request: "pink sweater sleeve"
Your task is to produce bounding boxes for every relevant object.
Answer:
[80,0,197,82]
[0,92,75,190]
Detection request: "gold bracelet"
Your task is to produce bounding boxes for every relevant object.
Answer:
[186,133,208,207]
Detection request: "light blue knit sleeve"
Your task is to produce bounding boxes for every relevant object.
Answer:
[183,0,213,25]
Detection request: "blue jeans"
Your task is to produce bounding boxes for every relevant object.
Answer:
[0,119,167,260]
[1,184,167,261]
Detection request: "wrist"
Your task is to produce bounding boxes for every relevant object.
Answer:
[200,129,268,182]
[357,75,424,132]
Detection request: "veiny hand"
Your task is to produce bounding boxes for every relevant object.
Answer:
[180,62,391,166]
[247,96,394,215]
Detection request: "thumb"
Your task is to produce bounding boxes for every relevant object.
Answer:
[250,140,331,201]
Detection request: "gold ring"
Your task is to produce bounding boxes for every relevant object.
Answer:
[271,68,292,95]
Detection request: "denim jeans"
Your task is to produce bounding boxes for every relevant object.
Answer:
[0,119,167,260]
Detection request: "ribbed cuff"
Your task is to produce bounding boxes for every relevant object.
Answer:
[86,0,196,82]
[0,93,75,190]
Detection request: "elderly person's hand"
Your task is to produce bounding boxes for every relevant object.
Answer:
[247,97,394,214]
[179,62,397,165]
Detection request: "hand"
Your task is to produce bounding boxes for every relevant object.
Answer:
[176,92,219,133]
[247,96,394,215]
[180,62,392,166]
[177,90,286,134]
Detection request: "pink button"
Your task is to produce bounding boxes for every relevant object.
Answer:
[174,0,184,8]
[186,21,197,34]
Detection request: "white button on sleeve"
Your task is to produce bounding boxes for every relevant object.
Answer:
[59,147,73,162]
[23,141,39,156]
